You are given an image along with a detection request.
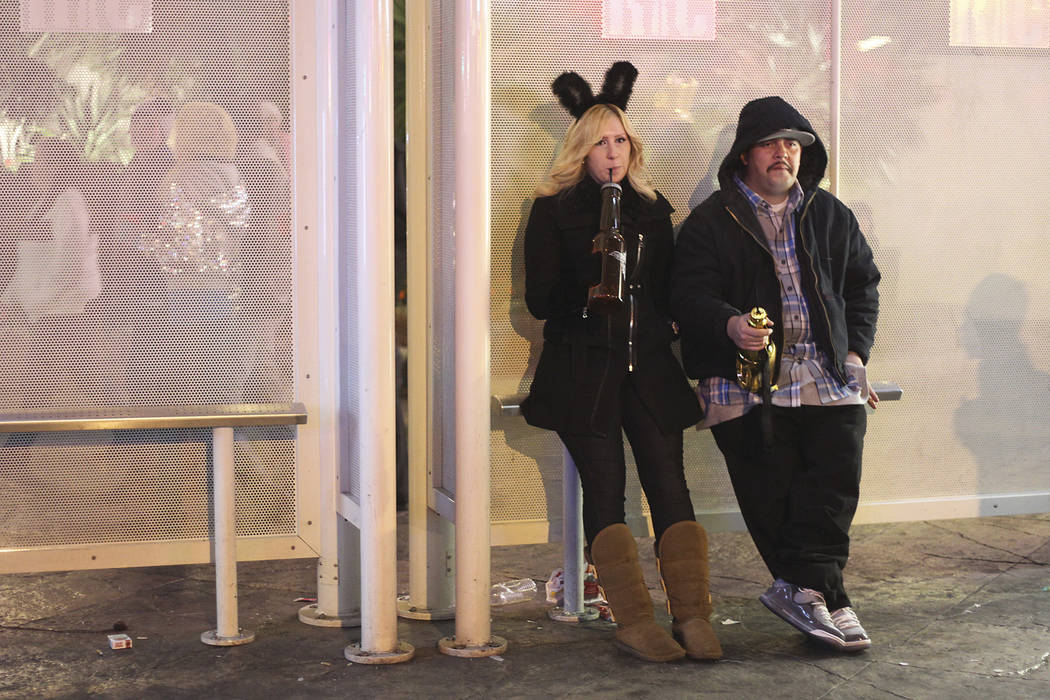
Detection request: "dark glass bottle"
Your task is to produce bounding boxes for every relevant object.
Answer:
[587,180,625,315]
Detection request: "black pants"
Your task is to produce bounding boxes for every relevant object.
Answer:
[559,375,695,548]
[711,404,866,610]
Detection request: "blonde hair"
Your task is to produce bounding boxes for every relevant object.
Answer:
[168,102,238,161]
[536,103,656,200]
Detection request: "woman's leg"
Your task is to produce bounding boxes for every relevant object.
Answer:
[620,380,720,659]
[558,388,684,662]
[620,379,694,545]
[557,416,628,548]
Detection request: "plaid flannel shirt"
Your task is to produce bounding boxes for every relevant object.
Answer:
[697,177,859,425]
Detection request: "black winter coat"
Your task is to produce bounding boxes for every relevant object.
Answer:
[671,97,880,385]
[521,177,702,437]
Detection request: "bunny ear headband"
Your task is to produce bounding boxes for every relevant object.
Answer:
[551,61,638,120]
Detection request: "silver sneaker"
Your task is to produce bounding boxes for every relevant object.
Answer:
[830,606,871,650]
[759,579,846,649]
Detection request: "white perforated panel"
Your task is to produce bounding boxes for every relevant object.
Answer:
[489,1,1050,535]
[490,1,834,528]
[339,0,360,502]
[839,0,1050,502]
[430,0,457,493]
[0,1,296,549]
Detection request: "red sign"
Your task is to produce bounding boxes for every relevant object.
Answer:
[20,0,153,33]
[602,0,717,41]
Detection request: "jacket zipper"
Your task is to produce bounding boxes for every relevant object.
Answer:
[626,233,644,372]
[724,193,843,383]
[791,196,849,384]
[724,205,782,373]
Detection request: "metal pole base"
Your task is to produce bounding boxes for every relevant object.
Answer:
[200,629,255,646]
[547,605,600,623]
[298,603,362,628]
[397,595,455,621]
[344,640,415,665]
[438,635,508,658]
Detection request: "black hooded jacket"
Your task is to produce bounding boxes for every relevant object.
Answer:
[670,97,880,386]
[521,176,702,437]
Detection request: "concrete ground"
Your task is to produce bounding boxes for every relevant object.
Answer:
[2,513,1049,699]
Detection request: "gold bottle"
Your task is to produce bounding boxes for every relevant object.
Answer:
[736,307,777,393]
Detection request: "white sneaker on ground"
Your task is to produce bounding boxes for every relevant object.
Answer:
[830,606,871,650]
[759,579,846,649]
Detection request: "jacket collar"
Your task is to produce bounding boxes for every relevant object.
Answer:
[561,175,671,215]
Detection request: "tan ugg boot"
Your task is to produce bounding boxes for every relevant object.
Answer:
[657,520,723,660]
[590,523,685,663]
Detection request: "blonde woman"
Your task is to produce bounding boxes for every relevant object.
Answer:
[521,63,720,663]
[147,102,250,401]
[150,101,249,287]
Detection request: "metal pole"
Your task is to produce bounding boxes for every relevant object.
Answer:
[549,447,599,622]
[399,0,455,623]
[438,0,506,658]
[345,0,413,665]
[201,426,254,645]
[298,0,361,630]
[562,450,583,611]
[830,0,841,197]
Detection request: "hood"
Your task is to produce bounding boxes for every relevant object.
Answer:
[716,96,828,194]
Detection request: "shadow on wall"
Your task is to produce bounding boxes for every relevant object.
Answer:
[953,274,1050,492]
[508,196,543,394]
[506,101,567,395]
[686,123,735,213]
[493,101,574,539]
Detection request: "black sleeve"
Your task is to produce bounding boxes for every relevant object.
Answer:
[646,213,675,320]
[841,206,880,363]
[523,196,581,320]
[670,205,741,358]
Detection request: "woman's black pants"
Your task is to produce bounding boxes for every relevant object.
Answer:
[558,375,695,548]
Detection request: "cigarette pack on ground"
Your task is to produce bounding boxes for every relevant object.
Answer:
[108,633,133,650]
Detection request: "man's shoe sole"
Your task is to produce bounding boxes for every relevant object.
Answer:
[840,637,872,651]
[759,594,848,650]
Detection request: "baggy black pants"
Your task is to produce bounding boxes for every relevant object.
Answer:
[558,375,696,548]
[711,404,866,610]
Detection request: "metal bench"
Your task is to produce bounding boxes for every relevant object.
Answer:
[0,403,308,646]
[494,382,902,622]
[496,382,902,418]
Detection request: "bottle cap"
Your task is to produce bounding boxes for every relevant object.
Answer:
[748,307,768,328]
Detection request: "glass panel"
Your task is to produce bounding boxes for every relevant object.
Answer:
[0,0,296,546]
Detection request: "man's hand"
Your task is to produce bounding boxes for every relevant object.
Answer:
[727,313,773,352]
[846,351,879,409]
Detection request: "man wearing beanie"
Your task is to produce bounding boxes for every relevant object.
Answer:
[671,96,881,651]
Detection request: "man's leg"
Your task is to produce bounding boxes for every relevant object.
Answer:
[710,406,798,577]
[712,407,848,649]
[777,404,870,650]
[776,404,866,611]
